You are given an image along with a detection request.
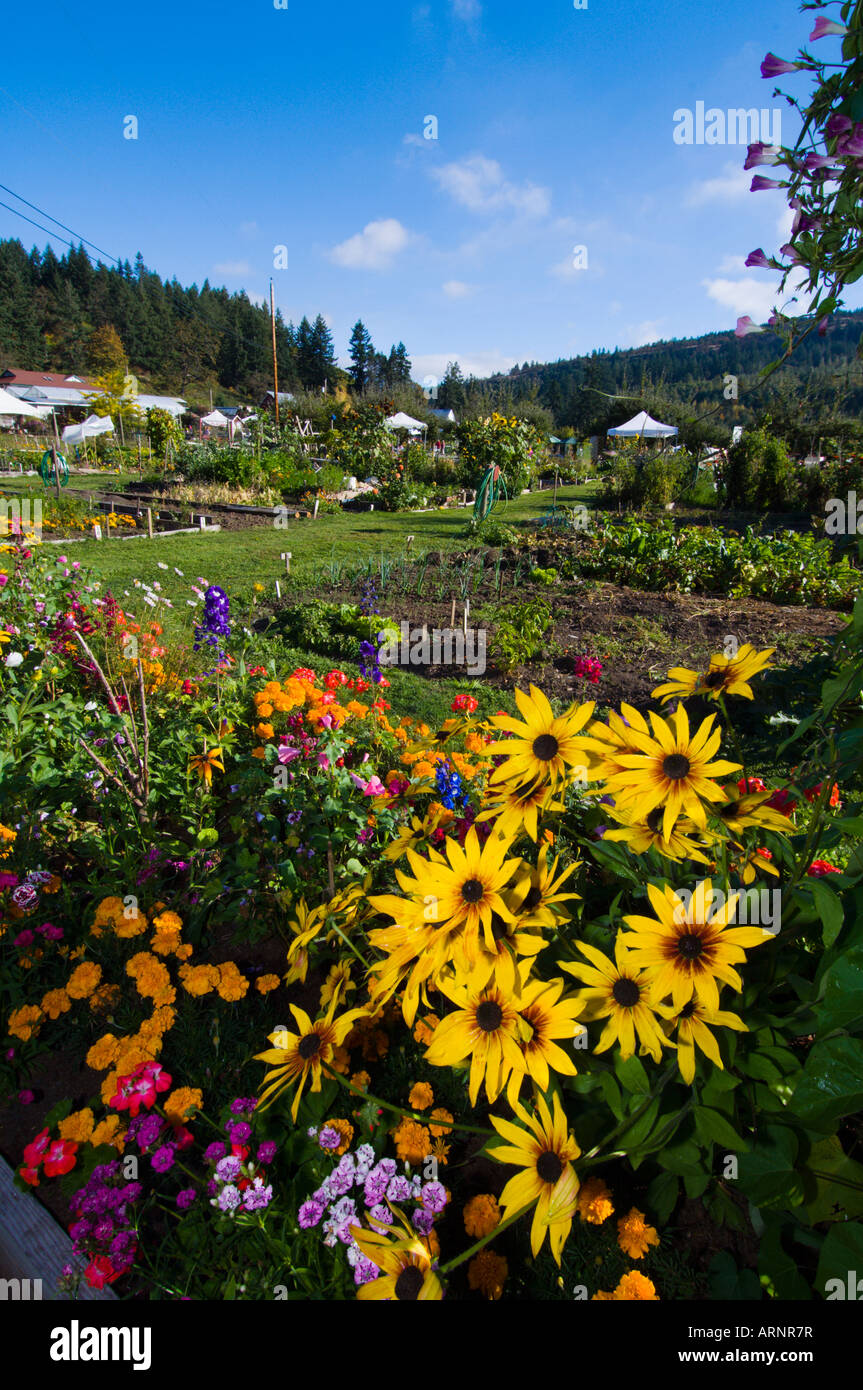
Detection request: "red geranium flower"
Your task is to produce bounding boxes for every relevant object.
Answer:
[18,1165,40,1187]
[22,1127,51,1168]
[110,1061,172,1117]
[451,694,479,714]
[292,667,316,682]
[43,1138,78,1177]
[803,781,841,808]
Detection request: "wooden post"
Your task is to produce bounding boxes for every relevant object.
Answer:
[146,507,154,539]
[281,551,292,575]
[52,445,61,500]
[270,279,280,428]
[450,598,456,627]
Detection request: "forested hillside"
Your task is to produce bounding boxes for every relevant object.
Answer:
[0,239,410,405]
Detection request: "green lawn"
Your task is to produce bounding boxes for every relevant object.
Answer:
[43,483,597,603]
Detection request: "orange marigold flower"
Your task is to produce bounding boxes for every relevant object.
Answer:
[467,1250,508,1300]
[577,1176,615,1225]
[612,1271,659,1300]
[463,1193,500,1238]
[164,1087,203,1122]
[86,1034,121,1070]
[429,1107,454,1138]
[215,962,249,1002]
[41,988,72,1020]
[66,961,102,1000]
[392,1117,432,1165]
[329,1044,351,1075]
[413,1014,440,1046]
[617,1208,660,1260]
[179,963,219,996]
[151,910,182,933]
[89,983,120,1014]
[255,974,281,994]
[408,1082,434,1112]
[59,1108,95,1143]
[431,1138,450,1165]
[90,1115,124,1149]
[350,1070,371,1092]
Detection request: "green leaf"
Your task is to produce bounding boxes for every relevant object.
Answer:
[805,1136,863,1225]
[707,1251,761,1301]
[816,947,863,1035]
[816,1223,863,1299]
[646,1170,679,1226]
[809,878,845,947]
[599,1070,623,1121]
[613,1053,650,1095]
[793,1036,863,1133]
[735,1125,803,1208]
[694,1105,749,1152]
[758,1215,812,1300]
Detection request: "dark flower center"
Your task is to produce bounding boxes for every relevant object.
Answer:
[612,977,640,1008]
[679,1000,697,1019]
[298,1033,322,1060]
[490,912,509,942]
[646,807,665,834]
[719,801,739,820]
[662,754,691,781]
[394,1264,424,1300]
[537,1150,563,1184]
[523,884,542,911]
[532,733,559,761]
[461,878,485,904]
[677,934,704,960]
[703,669,728,689]
[476,1000,503,1032]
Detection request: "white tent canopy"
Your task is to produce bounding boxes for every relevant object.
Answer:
[201,410,229,427]
[385,412,427,432]
[62,415,115,445]
[608,410,678,438]
[0,386,43,419]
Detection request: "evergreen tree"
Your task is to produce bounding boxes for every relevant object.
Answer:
[348,320,375,393]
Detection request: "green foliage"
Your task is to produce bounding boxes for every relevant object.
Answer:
[491,597,553,672]
[722,426,796,510]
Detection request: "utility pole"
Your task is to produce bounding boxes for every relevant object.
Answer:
[270,279,280,428]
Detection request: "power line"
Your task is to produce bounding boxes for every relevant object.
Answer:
[0,197,80,252]
[0,183,120,265]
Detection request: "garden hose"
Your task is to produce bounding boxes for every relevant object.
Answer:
[472,463,507,523]
[40,449,69,487]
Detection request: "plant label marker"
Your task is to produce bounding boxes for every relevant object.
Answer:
[92,524,102,540]
[451,598,456,627]
[406,534,414,550]
[463,600,470,636]
[146,507,154,539]
[313,498,320,519]
[275,580,281,599]
[281,552,292,574]
[198,516,207,530]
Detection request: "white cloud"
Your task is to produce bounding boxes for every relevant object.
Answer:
[685,163,751,206]
[412,350,517,382]
[776,203,795,242]
[451,0,481,19]
[329,219,413,270]
[442,280,475,299]
[702,276,778,320]
[403,133,424,147]
[716,253,748,274]
[213,260,251,276]
[621,320,665,348]
[430,155,550,218]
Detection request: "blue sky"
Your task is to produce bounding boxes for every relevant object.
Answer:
[1,0,854,384]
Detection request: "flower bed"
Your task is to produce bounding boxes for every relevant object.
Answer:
[2,533,863,1302]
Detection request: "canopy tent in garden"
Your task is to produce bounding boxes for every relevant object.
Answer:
[62,415,115,445]
[607,410,678,438]
[201,410,230,428]
[385,412,427,434]
[0,386,43,419]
